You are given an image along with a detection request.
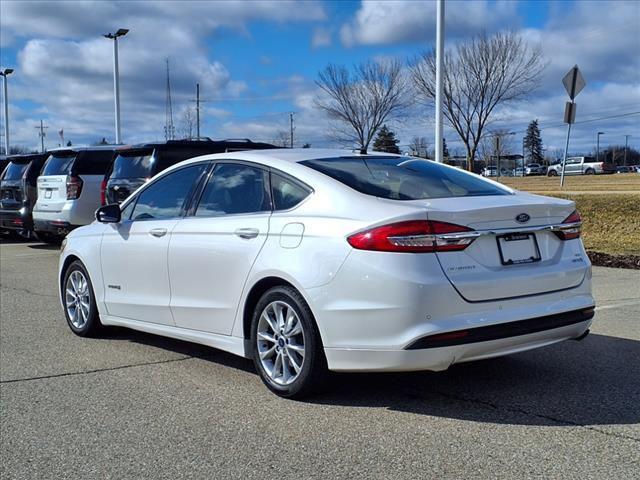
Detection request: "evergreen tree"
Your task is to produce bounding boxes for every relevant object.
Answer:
[523,119,543,163]
[372,125,400,154]
[442,137,450,158]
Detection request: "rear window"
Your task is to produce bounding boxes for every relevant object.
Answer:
[111,154,155,179]
[42,155,75,176]
[301,157,510,200]
[2,162,29,180]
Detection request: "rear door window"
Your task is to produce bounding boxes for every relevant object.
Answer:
[195,163,271,216]
[2,162,29,180]
[131,164,206,221]
[75,150,114,175]
[301,157,511,200]
[41,155,75,176]
[111,153,155,179]
[271,173,311,210]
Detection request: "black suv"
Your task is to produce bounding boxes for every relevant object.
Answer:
[0,153,48,237]
[104,139,277,204]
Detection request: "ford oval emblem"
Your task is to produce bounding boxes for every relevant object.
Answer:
[516,213,530,223]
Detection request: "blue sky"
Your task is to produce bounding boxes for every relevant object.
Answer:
[1,0,639,156]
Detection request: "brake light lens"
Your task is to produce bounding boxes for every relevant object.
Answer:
[66,175,83,200]
[347,220,476,253]
[100,178,107,205]
[554,210,582,240]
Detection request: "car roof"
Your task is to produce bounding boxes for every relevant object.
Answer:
[47,145,116,153]
[198,147,401,164]
[5,152,49,163]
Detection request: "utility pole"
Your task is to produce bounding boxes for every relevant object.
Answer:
[624,135,630,166]
[1,68,14,156]
[435,0,445,163]
[289,112,295,148]
[35,119,48,153]
[103,29,129,144]
[196,83,200,139]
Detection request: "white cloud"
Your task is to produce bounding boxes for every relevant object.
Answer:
[0,0,326,149]
[312,27,332,48]
[340,0,519,47]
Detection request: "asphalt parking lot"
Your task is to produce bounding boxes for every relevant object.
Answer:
[1,240,638,479]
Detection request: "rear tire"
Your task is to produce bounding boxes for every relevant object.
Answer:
[250,286,327,398]
[585,168,595,175]
[62,260,103,337]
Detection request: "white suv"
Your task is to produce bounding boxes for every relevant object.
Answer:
[33,146,115,243]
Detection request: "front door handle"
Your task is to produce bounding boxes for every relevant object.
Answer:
[234,228,259,239]
[149,227,168,238]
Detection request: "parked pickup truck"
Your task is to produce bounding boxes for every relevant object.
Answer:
[547,156,616,176]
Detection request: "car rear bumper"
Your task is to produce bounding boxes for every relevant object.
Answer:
[324,313,593,372]
[33,219,80,236]
[0,208,32,231]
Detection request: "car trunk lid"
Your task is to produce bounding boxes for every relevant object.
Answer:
[409,193,588,301]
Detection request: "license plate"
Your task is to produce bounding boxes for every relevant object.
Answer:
[45,189,52,199]
[497,233,541,265]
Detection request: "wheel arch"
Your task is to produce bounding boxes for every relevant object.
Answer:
[60,254,82,294]
[241,276,318,343]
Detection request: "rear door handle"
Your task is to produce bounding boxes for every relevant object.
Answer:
[149,227,168,238]
[234,228,259,239]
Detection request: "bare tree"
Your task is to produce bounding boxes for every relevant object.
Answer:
[315,60,408,153]
[273,130,290,148]
[411,31,544,170]
[478,129,516,165]
[409,136,429,158]
[178,107,197,139]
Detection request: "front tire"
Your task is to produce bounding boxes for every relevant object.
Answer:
[547,169,558,176]
[62,260,102,337]
[250,286,327,398]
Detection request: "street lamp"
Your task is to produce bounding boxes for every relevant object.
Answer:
[0,68,14,156]
[103,29,129,144]
[596,131,605,163]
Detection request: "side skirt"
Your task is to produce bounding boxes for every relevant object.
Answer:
[100,315,249,358]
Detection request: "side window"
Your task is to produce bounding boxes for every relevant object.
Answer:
[271,173,311,211]
[195,163,270,216]
[131,164,206,221]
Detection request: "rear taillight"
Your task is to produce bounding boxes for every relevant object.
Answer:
[100,178,107,205]
[347,220,476,253]
[554,210,582,240]
[66,175,83,200]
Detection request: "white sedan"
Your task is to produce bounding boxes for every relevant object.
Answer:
[59,149,595,398]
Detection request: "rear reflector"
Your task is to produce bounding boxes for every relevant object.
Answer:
[554,210,582,240]
[347,220,476,253]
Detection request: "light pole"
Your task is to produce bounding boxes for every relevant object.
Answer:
[435,0,444,163]
[624,135,630,166]
[103,29,129,144]
[596,131,604,163]
[0,68,14,156]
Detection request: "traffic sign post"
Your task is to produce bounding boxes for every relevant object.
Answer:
[560,65,585,187]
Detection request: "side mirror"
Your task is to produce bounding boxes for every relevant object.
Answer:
[96,204,121,223]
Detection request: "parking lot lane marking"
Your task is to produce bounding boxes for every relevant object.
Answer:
[595,300,640,311]
[13,252,60,258]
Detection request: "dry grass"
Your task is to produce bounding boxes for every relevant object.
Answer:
[496,175,640,255]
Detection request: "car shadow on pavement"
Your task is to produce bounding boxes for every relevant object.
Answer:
[27,243,61,251]
[313,333,640,427]
[106,327,639,428]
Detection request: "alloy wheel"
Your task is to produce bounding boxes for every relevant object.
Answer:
[256,300,306,386]
[65,270,91,329]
